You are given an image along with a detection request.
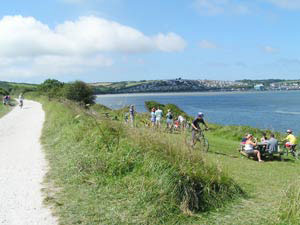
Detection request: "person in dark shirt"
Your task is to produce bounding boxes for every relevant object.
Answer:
[191,112,209,145]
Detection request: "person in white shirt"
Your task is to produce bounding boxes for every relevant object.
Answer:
[19,93,24,108]
[155,107,163,127]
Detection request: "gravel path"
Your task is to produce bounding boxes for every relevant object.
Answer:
[0,100,57,225]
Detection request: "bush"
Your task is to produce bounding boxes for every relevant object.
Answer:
[0,88,9,96]
[63,81,95,105]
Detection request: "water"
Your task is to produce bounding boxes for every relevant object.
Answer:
[96,91,300,134]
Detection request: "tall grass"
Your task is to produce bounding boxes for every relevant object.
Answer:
[39,99,244,224]
[278,179,300,224]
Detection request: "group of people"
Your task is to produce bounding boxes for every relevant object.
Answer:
[242,129,298,162]
[150,107,186,129]
[2,94,24,108]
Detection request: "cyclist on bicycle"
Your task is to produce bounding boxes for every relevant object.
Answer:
[191,112,209,146]
[284,129,297,150]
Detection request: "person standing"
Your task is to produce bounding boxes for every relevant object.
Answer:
[166,109,173,129]
[19,93,24,109]
[129,105,135,127]
[178,115,185,130]
[150,107,156,127]
[155,107,163,128]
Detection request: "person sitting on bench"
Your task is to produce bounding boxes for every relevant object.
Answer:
[245,134,263,162]
[266,134,278,154]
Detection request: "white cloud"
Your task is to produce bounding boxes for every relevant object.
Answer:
[198,40,217,49]
[0,15,186,78]
[264,0,300,10]
[262,46,279,53]
[193,0,250,15]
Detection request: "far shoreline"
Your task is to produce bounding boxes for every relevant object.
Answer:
[95,89,300,98]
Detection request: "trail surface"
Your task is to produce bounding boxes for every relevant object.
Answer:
[0,100,57,225]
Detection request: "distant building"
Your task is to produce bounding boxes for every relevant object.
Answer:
[254,84,265,91]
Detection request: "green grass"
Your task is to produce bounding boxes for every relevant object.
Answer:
[39,99,243,225]
[37,97,300,224]
[0,99,15,118]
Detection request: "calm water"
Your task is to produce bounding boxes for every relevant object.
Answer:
[96,91,300,134]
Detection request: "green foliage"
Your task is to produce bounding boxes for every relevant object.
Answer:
[0,88,9,96]
[63,81,96,105]
[38,79,64,99]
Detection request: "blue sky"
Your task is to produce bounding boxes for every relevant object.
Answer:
[0,0,300,83]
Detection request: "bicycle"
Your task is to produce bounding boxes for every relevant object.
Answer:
[185,128,209,152]
[283,143,298,159]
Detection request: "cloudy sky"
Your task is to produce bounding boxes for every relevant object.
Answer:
[0,0,300,83]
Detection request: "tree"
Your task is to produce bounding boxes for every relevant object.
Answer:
[63,81,95,105]
[39,79,64,98]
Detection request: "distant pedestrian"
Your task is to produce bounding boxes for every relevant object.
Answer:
[166,109,173,129]
[155,107,163,127]
[129,105,135,127]
[178,115,185,129]
[150,107,156,127]
[124,112,129,123]
[19,93,24,108]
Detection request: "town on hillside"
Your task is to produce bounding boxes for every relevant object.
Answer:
[91,78,300,94]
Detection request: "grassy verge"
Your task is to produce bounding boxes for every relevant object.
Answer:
[38,97,300,224]
[0,101,16,118]
[40,99,243,224]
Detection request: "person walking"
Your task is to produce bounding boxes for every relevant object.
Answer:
[150,107,156,127]
[155,107,163,128]
[19,93,24,109]
[166,109,173,130]
[129,105,135,127]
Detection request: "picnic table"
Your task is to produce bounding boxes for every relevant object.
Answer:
[239,141,283,161]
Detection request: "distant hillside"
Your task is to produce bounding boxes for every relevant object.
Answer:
[0,81,38,95]
[91,79,249,94]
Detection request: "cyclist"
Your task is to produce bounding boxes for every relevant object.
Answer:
[191,112,209,146]
[284,129,297,151]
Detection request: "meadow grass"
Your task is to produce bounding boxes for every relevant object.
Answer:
[39,99,243,224]
[38,98,300,224]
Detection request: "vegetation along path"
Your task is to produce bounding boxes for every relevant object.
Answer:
[0,100,56,225]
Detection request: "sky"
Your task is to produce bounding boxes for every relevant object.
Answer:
[0,0,300,83]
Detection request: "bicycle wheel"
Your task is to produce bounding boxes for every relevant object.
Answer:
[198,135,209,152]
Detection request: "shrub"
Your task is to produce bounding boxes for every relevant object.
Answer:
[0,88,9,96]
[63,81,95,105]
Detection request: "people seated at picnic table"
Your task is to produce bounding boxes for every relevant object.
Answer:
[244,134,264,162]
[266,133,278,154]
[260,132,268,143]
